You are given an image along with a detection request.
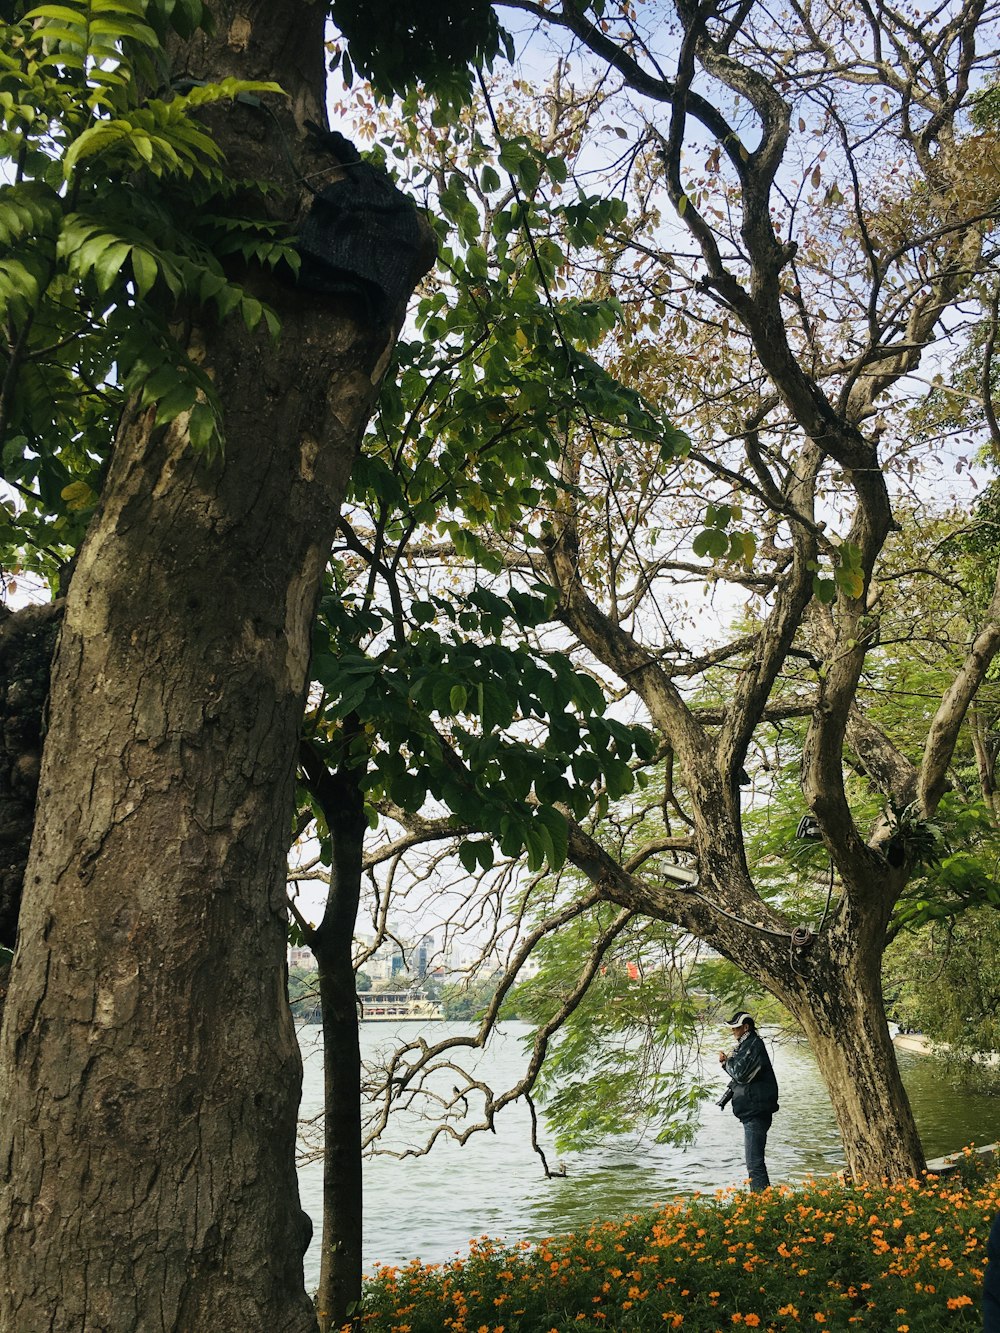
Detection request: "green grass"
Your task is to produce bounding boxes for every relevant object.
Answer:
[343,1156,997,1332]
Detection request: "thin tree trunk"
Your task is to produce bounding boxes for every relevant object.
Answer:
[300,739,367,1332]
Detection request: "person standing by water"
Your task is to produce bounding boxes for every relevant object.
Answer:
[718,1010,780,1192]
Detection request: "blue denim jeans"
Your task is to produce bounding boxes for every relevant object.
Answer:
[742,1113,772,1192]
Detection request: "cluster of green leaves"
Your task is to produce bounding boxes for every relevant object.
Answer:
[299,105,686,878]
[892,796,1000,928]
[885,904,1000,1085]
[506,909,710,1152]
[310,580,657,876]
[0,0,292,583]
[691,501,756,567]
[811,539,865,604]
[939,481,1000,619]
[329,0,507,104]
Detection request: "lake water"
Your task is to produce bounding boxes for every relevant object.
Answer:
[295,1020,1000,1285]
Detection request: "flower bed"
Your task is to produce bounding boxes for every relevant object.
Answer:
[347,1163,998,1331]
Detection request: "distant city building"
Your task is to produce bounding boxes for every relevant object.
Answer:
[288,945,314,968]
[415,933,435,978]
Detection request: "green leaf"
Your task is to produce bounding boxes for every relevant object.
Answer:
[130,247,157,297]
[153,380,197,426]
[449,684,468,713]
[813,575,837,604]
[188,400,216,451]
[59,480,97,511]
[692,528,729,559]
[93,240,131,293]
[240,296,264,331]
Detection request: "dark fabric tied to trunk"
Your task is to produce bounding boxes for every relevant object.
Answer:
[296,126,425,324]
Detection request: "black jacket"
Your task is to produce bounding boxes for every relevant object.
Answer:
[723,1030,779,1121]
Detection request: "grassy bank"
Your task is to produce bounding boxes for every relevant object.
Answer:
[346,1158,998,1332]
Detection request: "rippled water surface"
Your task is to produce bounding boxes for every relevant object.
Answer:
[295,1020,999,1283]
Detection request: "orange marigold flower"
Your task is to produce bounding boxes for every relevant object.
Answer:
[947,1295,974,1310]
[744,1316,761,1328]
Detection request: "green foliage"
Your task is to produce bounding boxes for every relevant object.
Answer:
[0,0,292,583]
[309,585,657,874]
[972,80,1000,129]
[939,482,1000,619]
[685,955,789,1028]
[438,975,502,1021]
[692,502,756,567]
[808,541,866,605]
[300,119,681,877]
[890,797,1000,929]
[509,910,709,1152]
[357,1173,993,1331]
[886,905,1000,1085]
[329,0,506,103]
[288,965,321,1021]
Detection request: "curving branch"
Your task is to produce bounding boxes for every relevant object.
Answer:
[918,556,1000,814]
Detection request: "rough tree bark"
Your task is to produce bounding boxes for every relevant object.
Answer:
[0,2,433,1328]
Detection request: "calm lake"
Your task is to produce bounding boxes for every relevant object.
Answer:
[295,1020,1000,1285]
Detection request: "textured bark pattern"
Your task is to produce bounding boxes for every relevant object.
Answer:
[0,3,433,1328]
[794,954,925,1182]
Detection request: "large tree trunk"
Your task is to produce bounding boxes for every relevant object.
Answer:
[0,4,433,1328]
[788,953,925,1183]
